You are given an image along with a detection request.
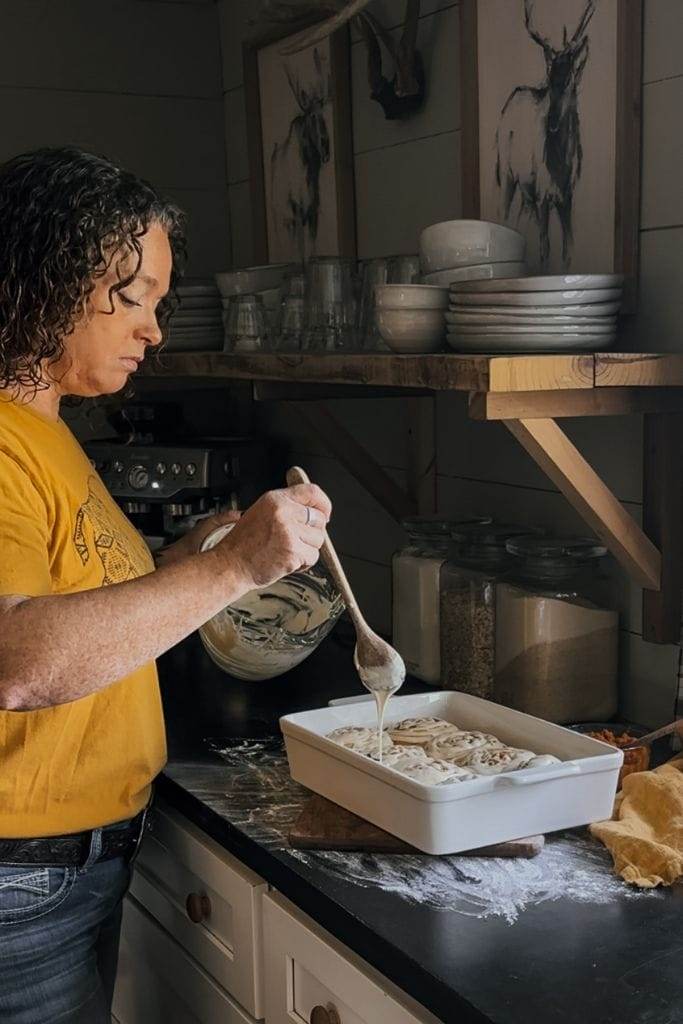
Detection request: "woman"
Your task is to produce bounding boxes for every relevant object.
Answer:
[0,146,331,1024]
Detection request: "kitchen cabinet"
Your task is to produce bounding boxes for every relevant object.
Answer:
[113,801,266,1021]
[113,894,255,1024]
[262,891,441,1024]
[114,804,440,1024]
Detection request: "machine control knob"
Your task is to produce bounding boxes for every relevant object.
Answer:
[127,464,150,491]
[113,460,125,474]
[185,462,197,478]
[171,462,182,477]
[155,461,167,476]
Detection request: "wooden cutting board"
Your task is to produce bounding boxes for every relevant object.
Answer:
[288,795,544,858]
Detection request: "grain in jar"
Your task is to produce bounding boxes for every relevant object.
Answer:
[392,516,490,683]
[439,524,530,698]
[494,536,618,723]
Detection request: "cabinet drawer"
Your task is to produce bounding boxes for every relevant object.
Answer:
[113,895,256,1024]
[263,893,440,1024]
[131,802,266,1018]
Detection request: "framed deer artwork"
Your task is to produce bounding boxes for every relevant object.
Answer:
[460,0,642,304]
[244,18,356,265]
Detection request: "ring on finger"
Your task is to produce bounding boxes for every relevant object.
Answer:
[305,506,312,526]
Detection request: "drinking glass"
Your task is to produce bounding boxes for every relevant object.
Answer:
[224,293,268,353]
[302,256,358,352]
[275,296,305,352]
[357,257,389,351]
[387,253,421,284]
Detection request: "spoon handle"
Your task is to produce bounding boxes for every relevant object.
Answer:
[624,719,683,749]
[286,466,365,627]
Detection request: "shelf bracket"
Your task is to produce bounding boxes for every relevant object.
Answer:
[506,417,661,592]
[290,401,417,522]
[642,413,683,644]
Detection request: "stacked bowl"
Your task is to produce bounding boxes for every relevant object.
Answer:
[167,279,223,351]
[419,220,527,286]
[375,284,449,353]
[446,274,623,352]
[215,263,297,339]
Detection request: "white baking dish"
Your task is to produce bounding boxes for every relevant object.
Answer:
[280,691,622,855]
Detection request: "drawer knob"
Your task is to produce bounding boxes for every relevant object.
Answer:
[185,891,211,923]
[311,1005,341,1024]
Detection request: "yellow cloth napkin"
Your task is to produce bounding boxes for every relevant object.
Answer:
[590,755,683,887]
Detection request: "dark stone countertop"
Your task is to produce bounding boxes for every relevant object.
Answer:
[156,634,683,1024]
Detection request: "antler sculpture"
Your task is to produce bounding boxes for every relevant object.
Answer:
[256,0,425,121]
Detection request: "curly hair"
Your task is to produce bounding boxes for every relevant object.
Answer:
[0,146,187,392]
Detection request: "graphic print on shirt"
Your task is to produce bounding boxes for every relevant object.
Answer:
[73,476,152,585]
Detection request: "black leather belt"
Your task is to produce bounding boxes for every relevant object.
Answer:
[0,812,146,867]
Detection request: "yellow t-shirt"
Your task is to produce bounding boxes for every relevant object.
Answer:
[0,396,166,837]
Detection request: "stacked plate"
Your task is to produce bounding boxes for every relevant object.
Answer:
[167,280,223,351]
[446,274,623,352]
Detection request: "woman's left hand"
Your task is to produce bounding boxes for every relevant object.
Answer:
[153,509,242,570]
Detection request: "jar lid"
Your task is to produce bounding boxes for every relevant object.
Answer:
[450,523,530,546]
[506,535,607,562]
[402,515,491,538]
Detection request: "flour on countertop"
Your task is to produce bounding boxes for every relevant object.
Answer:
[288,833,661,925]
[208,739,659,925]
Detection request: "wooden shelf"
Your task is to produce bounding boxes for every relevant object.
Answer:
[141,351,683,394]
[139,351,683,644]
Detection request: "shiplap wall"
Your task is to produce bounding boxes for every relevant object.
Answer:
[0,0,229,278]
[219,0,682,726]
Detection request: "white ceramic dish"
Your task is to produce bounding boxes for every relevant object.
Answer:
[376,308,445,352]
[453,273,624,294]
[375,284,449,310]
[452,288,622,307]
[452,322,616,336]
[215,263,294,298]
[446,332,614,352]
[446,310,617,327]
[419,220,525,274]
[448,301,622,318]
[421,262,527,286]
[280,691,621,855]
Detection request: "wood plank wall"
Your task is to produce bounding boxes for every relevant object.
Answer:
[216,0,683,726]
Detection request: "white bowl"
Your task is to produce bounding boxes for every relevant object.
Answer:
[422,262,528,286]
[215,263,295,297]
[419,220,525,274]
[376,308,445,352]
[375,284,448,310]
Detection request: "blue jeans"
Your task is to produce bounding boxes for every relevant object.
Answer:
[0,832,131,1024]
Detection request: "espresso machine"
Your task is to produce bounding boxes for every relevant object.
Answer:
[85,437,266,548]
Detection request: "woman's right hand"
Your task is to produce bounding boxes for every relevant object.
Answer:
[210,483,332,589]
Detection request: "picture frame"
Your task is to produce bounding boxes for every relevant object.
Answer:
[460,0,642,307]
[244,18,356,265]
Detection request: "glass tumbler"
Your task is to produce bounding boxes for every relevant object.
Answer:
[275,296,305,352]
[387,253,421,284]
[357,257,389,351]
[302,256,357,352]
[224,293,268,353]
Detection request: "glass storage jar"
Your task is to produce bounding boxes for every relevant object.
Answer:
[392,516,490,684]
[494,536,618,723]
[439,524,530,698]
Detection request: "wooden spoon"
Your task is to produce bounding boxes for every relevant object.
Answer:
[286,466,405,695]
[622,720,683,750]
